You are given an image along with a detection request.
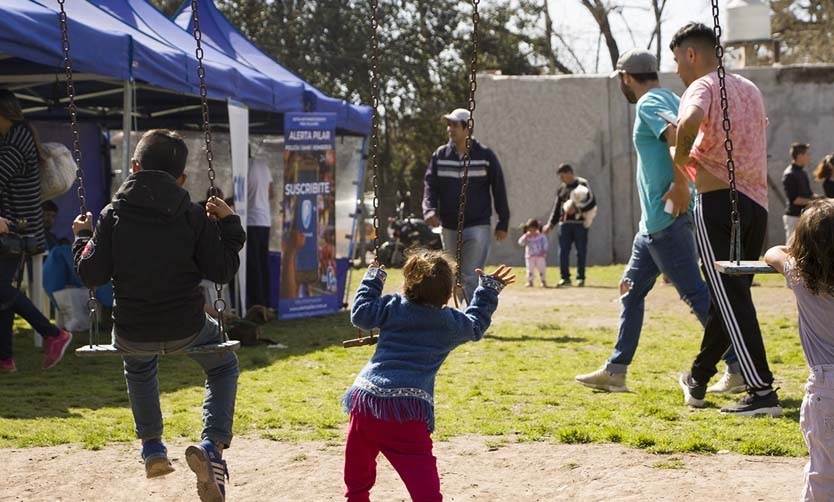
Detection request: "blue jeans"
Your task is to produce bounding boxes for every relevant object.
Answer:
[606,216,735,372]
[116,315,239,448]
[558,223,588,281]
[0,256,59,359]
[441,225,491,303]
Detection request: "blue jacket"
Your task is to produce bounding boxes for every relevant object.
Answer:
[422,139,510,233]
[342,267,504,431]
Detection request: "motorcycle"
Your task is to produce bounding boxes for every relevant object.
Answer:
[377,191,442,268]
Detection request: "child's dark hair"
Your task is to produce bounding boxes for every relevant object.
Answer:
[789,199,834,296]
[521,218,541,233]
[814,154,833,181]
[402,250,454,308]
[133,129,188,179]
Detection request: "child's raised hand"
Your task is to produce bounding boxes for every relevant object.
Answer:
[476,264,516,286]
[370,260,385,271]
[206,196,233,221]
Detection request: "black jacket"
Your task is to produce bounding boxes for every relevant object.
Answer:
[547,177,596,226]
[73,170,245,342]
[422,139,510,232]
[782,163,813,217]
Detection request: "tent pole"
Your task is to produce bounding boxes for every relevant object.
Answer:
[121,79,134,183]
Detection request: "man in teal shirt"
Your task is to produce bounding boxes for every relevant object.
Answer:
[576,49,741,393]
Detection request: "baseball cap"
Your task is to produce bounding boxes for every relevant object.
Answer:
[609,49,658,78]
[442,108,470,122]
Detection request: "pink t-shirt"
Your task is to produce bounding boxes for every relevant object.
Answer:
[679,72,769,209]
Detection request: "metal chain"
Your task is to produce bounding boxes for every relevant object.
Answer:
[453,0,480,306]
[57,0,86,217]
[57,0,98,343]
[190,0,228,336]
[369,0,380,262]
[711,0,741,263]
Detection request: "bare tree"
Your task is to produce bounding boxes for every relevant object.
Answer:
[648,0,669,66]
[579,0,620,69]
[542,0,582,73]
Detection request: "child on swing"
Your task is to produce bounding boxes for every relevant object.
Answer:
[765,199,834,500]
[342,250,514,501]
[72,129,245,502]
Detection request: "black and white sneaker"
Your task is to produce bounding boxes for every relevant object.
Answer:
[720,389,783,417]
[679,372,707,408]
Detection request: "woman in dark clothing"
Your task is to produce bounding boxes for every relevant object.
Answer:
[0,89,71,372]
[814,154,834,199]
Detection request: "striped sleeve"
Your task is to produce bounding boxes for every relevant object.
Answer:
[0,143,24,191]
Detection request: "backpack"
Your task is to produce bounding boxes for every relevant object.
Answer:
[40,142,77,201]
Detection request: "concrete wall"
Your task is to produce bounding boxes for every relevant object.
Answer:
[477,65,834,267]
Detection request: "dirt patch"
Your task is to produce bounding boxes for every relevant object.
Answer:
[5,435,805,501]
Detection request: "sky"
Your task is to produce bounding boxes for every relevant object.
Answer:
[545,0,733,73]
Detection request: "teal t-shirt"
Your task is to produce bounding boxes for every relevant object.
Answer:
[633,88,688,235]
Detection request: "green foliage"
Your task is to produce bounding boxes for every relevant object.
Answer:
[772,0,834,64]
[0,266,810,460]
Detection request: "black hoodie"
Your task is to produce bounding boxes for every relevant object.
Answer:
[73,170,246,342]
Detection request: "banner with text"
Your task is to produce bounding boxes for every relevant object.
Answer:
[279,113,338,319]
[228,100,249,311]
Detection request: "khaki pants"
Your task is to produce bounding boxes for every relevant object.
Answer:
[801,365,834,501]
[784,214,800,244]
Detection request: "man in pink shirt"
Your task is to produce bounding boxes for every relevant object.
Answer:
[670,22,781,417]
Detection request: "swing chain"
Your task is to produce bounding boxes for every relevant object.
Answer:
[190,0,228,333]
[57,0,98,335]
[369,0,381,262]
[339,0,382,348]
[453,0,480,305]
[57,0,87,218]
[710,0,741,263]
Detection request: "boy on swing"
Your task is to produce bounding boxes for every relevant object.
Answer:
[72,129,244,502]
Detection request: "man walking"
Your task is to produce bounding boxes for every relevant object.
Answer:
[543,164,595,287]
[423,108,510,302]
[671,23,781,417]
[575,49,741,393]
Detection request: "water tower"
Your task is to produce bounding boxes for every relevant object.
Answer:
[724,0,776,67]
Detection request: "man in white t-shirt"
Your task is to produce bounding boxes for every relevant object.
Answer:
[247,155,274,308]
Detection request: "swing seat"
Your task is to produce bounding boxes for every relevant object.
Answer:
[75,340,240,357]
[342,335,378,348]
[714,260,776,275]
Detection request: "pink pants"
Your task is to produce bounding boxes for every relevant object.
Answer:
[344,411,441,502]
[801,365,834,501]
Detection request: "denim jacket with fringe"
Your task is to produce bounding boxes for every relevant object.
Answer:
[342,266,504,431]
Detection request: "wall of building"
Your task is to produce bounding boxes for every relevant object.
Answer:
[476,65,834,267]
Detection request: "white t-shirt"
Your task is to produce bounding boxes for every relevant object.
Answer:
[247,158,273,227]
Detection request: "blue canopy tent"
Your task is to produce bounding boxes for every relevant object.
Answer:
[89,0,304,114]
[0,0,306,130]
[174,0,372,136]
[0,0,306,238]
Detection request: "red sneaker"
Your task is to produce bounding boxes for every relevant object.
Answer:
[0,358,16,373]
[43,329,72,369]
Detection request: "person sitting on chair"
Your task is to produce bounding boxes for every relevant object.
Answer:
[41,200,113,332]
[72,129,245,501]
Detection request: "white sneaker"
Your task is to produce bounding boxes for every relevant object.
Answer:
[575,367,628,392]
[707,370,746,394]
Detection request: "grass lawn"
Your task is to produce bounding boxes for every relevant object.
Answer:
[0,265,807,457]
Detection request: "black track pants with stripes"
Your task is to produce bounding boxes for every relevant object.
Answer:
[691,190,773,390]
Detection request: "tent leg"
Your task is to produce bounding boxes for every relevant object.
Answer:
[121,79,133,183]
